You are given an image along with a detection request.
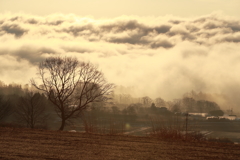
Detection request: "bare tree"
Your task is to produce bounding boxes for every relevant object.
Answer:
[0,95,11,122]
[31,57,114,130]
[169,99,182,113]
[182,97,196,112]
[155,97,166,108]
[15,92,48,129]
[141,96,152,107]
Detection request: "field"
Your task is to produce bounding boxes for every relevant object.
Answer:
[1,127,240,160]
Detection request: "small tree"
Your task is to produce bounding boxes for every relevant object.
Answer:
[171,104,181,113]
[169,99,182,113]
[0,95,11,122]
[150,103,157,113]
[182,97,195,112]
[31,57,114,130]
[155,97,166,108]
[15,92,48,129]
[141,96,152,107]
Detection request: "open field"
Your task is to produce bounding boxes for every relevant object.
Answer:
[1,127,240,160]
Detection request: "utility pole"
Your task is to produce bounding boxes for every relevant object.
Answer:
[185,112,189,140]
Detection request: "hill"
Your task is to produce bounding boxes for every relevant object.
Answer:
[0,127,239,160]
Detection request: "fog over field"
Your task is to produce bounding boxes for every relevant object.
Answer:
[0,12,240,110]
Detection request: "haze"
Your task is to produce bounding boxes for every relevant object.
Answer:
[1,0,240,18]
[0,0,240,111]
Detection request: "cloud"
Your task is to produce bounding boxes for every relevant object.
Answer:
[0,13,240,111]
[1,13,239,47]
[1,23,28,37]
[219,33,240,43]
[150,40,174,49]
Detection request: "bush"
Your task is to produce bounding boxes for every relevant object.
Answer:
[149,116,206,141]
[209,110,224,116]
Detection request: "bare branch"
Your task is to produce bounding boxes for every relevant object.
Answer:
[31,56,114,130]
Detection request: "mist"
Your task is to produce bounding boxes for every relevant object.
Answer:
[0,13,240,111]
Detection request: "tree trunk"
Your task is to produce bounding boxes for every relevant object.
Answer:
[59,118,66,131]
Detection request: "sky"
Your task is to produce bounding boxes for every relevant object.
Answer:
[0,0,240,110]
[1,0,240,18]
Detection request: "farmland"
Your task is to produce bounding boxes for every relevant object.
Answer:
[1,127,240,160]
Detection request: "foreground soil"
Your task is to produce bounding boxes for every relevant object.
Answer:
[0,127,240,160]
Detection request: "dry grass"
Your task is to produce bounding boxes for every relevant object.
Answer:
[149,116,207,141]
[1,127,240,160]
[81,114,125,135]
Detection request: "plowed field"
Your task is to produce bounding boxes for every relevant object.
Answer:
[0,127,240,160]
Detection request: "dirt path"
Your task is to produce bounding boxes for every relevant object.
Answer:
[0,127,240,160]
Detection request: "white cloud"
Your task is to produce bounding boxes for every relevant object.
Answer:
[0,13,240,110]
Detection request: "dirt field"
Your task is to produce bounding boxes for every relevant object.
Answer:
[0,127,240,160]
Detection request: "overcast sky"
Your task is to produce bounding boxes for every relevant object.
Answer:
[1,0,240,18]
[1,0,240,110]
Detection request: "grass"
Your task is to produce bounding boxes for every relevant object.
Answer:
[1,127,240,160]
[149,116,207,141]
[81,114,125,135]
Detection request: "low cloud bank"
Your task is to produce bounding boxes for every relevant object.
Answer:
[0,13,240,111]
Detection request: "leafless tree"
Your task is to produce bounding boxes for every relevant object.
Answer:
[141,96,152,107]
[0,95,11,122]
[155,97,166,108]
[15,92,48,129]
[31,57,114,130]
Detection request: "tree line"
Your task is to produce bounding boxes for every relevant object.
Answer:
[0,82,224,130]
[0,56,225,131]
